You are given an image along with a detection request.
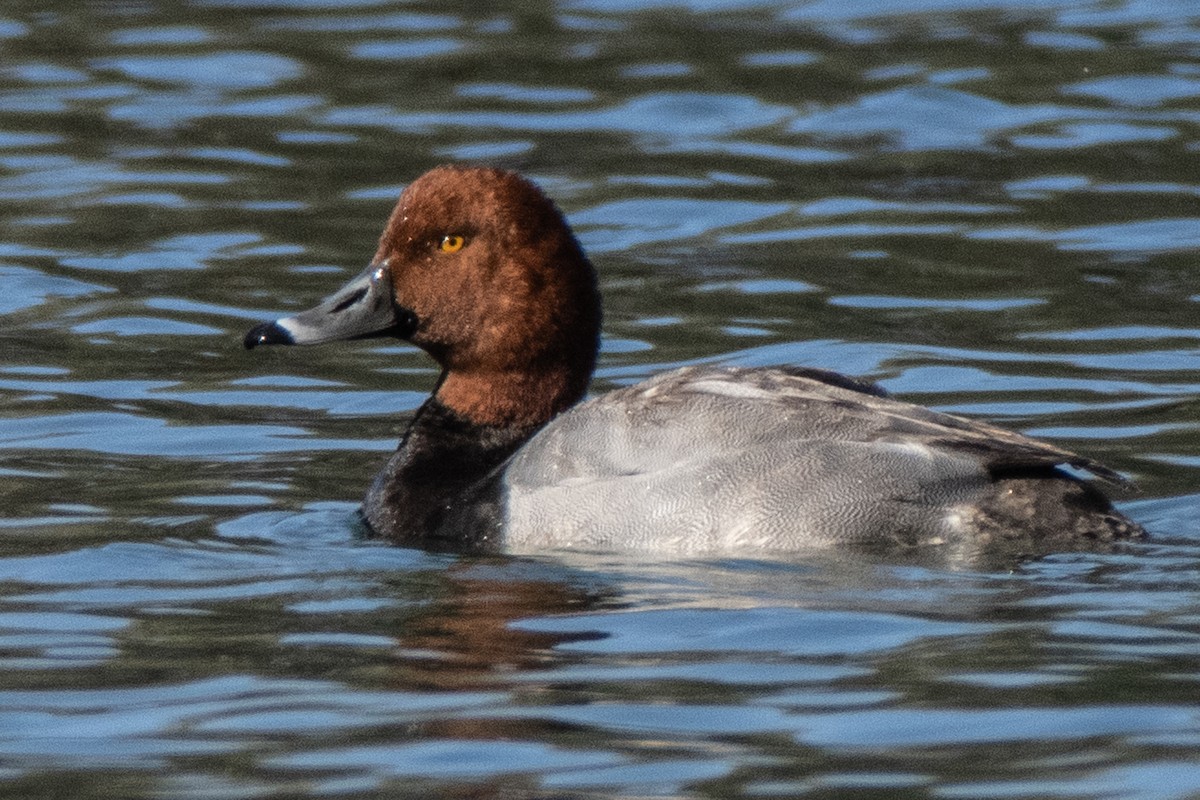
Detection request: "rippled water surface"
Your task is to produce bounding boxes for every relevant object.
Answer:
[2,1,1200,797]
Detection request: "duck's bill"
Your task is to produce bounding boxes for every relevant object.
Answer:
[244,263,416,350]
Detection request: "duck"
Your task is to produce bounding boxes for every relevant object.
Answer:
[244,165,1146,554]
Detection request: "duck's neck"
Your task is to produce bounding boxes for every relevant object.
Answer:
[362,333,597,544]
[435,364,589,428]
[360,396,544,548]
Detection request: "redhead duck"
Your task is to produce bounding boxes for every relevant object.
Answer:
[245,165,1145,553]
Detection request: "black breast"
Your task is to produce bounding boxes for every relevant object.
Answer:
[361,398,539,550]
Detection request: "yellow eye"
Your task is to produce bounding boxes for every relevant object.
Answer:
[438,234,466,253]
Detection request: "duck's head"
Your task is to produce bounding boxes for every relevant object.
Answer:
[245,166,602,427]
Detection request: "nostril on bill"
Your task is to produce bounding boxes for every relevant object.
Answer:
[332,288,368,313]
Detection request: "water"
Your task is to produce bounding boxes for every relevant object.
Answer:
[2,0,1199,797]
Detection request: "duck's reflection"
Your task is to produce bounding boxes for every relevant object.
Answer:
[394,559,612,692]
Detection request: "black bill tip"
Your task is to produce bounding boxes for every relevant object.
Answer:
[244,321,295,350]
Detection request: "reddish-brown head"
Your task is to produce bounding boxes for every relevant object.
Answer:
[374,166,601,426]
